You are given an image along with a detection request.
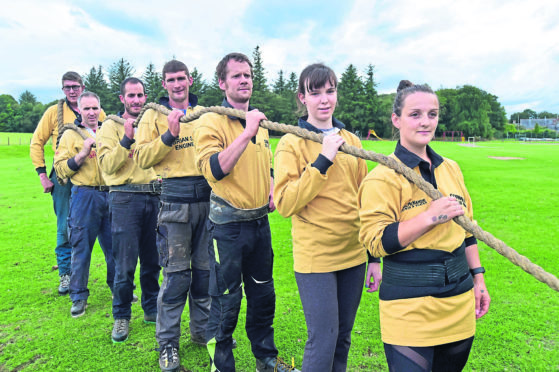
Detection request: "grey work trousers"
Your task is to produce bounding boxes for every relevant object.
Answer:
[155,200,212,348]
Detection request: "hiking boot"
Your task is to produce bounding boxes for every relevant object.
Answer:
[191,334,237,349]
[144,313,157,324]
[255,356,300,372]
[132,293,139,303]
[159,345,179,372]
[111,319,129,343]
[58,274,70,295]
[70,299,87,318]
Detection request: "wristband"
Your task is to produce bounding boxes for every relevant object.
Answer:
[470,267,485,276]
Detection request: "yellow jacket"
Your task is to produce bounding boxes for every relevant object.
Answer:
[134,106,204,179]
[54,124,104,186]
[97,118,157,186]
[30,99,105,173]
[194,111,273,210]
[274,119,368,273]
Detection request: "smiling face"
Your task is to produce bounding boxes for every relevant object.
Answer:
[120,82,146,118]
[298,80,337,128]
[219,59,253,106]
[162,70,192,106]
[392,91,439,154]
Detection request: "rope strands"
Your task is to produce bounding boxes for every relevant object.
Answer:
[122,103,559,292]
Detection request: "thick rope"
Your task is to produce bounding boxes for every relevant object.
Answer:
[55,99,65,148]
[123,103,559,292]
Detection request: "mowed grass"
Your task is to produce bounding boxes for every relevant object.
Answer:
[0,139,557,371]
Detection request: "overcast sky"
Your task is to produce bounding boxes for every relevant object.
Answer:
[2,0,558,117]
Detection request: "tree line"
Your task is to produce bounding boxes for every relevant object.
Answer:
[1,46,556,138]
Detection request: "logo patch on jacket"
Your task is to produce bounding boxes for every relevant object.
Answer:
[402,198,427,212]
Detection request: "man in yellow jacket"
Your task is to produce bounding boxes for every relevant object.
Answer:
[30,72,105,295]
[54,91,114,318]
[97,77,161,343]
[135,60,212,372]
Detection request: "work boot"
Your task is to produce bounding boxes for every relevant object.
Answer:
[58,274,70,295]
[255,356,300,372]
[144,313,157,324]
[159,345,179,372]
[70,300,87,318]
[111,293,139,302]
[112,319,129,343]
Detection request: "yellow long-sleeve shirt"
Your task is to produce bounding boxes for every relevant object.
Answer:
[194,112,273,210]
[274,123,368,273]
[30,100,105,173]
[97,118,157,186]
[134,107,204,179]
[54,125,104,186]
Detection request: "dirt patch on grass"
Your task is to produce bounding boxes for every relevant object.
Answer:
[488,156,525,160]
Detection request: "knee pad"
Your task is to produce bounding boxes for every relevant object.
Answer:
[161,271,190,304]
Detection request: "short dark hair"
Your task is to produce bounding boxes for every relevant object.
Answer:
[296,63,338,115]
[61,71,83,87]
[162,60,189,81]
[216,53,253,82]
[120,77,145,96]
[392,80,436,116]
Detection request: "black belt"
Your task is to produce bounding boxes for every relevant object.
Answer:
[78,185,109,192]
[383,246,470,287]
[160,176,211,203]
[110,182,161,194]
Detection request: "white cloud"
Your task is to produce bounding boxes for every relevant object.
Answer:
[1,0,558,115]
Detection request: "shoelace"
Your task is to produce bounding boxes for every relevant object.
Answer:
[115,319,127,333]
[275,358,295,371]
[162,346,178,366]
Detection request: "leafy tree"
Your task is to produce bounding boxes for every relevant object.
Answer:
[19,90,37,105]
[142,62,165,103]
[0,94,19,132]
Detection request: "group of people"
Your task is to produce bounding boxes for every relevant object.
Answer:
[30,52,491,372]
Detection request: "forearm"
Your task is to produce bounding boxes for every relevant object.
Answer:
[217,132,252,174]
[397,211,435,247]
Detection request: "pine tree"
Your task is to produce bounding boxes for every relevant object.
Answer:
[337,64,366,133]
[108,58,135,113]
[142,62,164,103]
[83,66,113,113]
[252,46,268,93]
[199,73,224,107]
[273,70,286,95]
[362,64,380,136]
[190,68,207,99]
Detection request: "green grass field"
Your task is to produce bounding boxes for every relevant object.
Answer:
[0,139,557,371]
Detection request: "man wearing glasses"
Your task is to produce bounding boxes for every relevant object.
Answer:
[31,71,106,296]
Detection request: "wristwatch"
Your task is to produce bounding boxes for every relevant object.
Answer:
[470,267,485,276]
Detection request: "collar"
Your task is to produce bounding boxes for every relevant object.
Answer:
[159,94,198,110]
[221,99,256,123]
[116,111,124,118]
[297,116,345,134]
[74,118,102,129]
[66,98,81,121]
[394,141,443,169]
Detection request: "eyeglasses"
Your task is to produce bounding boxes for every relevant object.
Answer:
[62,85,82,92]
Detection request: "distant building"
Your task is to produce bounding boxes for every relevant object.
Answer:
[519,118,558,130]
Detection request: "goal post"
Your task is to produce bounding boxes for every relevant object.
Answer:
[468,137,475,145]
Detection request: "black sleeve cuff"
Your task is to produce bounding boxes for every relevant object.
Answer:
[311,154,333,175]
[210,152,227,180]
[68,157,81,171]
[381,222,405,254]
[270,168,274,178]
[465,236,477,247]
[161,130,178,147]
[120,135,135,150]
[36,167,47,175]
[367,251,381,263]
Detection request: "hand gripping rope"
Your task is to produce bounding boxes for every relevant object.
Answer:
[105,103,559,292]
